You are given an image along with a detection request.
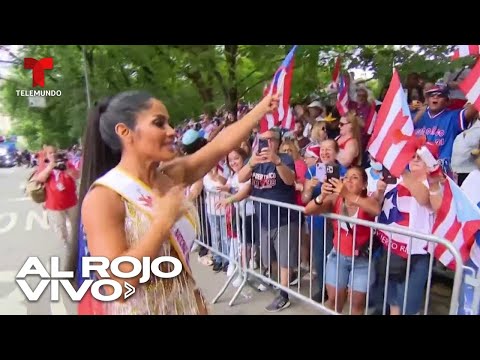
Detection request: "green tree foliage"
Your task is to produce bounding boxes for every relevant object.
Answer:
[0,45,468,149]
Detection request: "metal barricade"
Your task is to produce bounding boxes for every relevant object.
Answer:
[193,191,467,315]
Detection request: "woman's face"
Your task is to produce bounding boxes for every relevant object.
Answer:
[228,151,244,173]
[409,153,428,174]
[320,140,337,164]
[280,144,293,156]
[343,168,365,195]
[338,117,352,137]
[122,99,177,162]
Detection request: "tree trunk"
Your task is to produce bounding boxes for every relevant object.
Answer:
[224,45,238,120]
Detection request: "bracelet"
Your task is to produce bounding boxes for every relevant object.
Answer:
[248,160,255,169]
[227,197,236,204]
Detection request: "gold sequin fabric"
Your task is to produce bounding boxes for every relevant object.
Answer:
[102,199,208,315]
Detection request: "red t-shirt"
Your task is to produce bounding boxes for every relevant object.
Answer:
[294,159,307,206]
[333,197,375,257]
[38,161,78,211]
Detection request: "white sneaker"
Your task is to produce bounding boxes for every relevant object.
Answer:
[249,259,259,269]
[191,243,199,252]
[226,264,235,277]
[232,275,243,288]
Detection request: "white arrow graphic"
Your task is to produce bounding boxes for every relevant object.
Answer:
[124,282,135,299]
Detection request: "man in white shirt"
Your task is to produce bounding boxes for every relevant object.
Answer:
[452,118,480,186]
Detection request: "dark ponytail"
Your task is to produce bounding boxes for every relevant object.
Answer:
[78,90,154,205]
[73,90,154,276]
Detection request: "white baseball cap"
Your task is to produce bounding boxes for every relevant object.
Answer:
[308,100,324,108]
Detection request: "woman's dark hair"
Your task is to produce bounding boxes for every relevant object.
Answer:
[74,90,154,264]
[78,90,154,204]
[226,147,248,174]
[183,137,208,155]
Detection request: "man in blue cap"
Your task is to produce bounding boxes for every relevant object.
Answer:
[413,83,478,176]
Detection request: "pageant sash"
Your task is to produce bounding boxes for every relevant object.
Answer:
[94,167,199,277]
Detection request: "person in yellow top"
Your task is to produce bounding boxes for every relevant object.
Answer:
[76,90,279,315]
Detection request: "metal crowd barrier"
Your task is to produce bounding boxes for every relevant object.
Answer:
[193,190,467,315]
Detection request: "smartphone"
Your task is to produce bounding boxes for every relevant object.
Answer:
[257,139,269,154]
[315,163,327,182]
[382,167,396,184]
[326,164,340,181]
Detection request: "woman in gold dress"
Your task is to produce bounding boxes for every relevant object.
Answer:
[77,91,278,315]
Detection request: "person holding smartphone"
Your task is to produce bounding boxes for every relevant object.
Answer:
[237,127,298,312]
[301,139,347,302]
[304,166,381,314]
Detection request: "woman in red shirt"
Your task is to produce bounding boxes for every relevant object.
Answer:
[305,166,381,314]
[335,112,362,168]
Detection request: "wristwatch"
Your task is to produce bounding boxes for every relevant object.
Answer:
[314,195,323,206]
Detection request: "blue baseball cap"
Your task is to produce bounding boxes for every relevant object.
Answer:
[182,129,199,145]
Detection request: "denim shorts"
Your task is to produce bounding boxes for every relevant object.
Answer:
[386,254,430,315]
[325,249,375,293]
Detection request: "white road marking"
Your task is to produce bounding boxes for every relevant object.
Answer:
[25,209,49,231]
[7,197,30,202]
[0,213,18,234]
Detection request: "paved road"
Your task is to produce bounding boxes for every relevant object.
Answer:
[0,166,322,315]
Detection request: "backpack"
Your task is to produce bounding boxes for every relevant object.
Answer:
[26,170,46,203]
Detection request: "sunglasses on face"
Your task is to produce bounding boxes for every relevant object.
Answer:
[427,92,447,99]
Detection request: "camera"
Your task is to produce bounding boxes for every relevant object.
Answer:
[45,152,68,170]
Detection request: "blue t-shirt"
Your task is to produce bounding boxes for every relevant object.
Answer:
[251,153,296,228]
[414,108,467,172]
[304,163,347,229]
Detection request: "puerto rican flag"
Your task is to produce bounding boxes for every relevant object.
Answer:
[259,45,297,133]
[459,57,480,112]
[377,184,430,258]
[364,101,378,135]
[336,74,350,116]
[432,177,480,270]
[451,45,480,60]
[367,69,417,178]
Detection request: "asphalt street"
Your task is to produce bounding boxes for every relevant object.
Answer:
[0,166,322,315]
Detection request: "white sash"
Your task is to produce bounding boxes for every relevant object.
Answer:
[93,167,199,276]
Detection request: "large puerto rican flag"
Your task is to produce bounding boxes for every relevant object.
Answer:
[459,57,480,112]
[367,69,418,178]
[259,45,297,133]
[451,45,480,60]
[432,177,480,270]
